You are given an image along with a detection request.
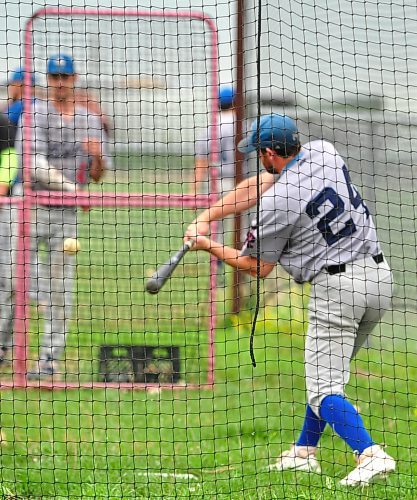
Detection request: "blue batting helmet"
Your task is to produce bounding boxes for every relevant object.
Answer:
[47,54,75,75]
[238,113,300,156]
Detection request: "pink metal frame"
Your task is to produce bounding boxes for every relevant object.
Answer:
[5,8,219,390]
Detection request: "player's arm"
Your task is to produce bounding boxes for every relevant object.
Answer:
[33,156,77,191]
[191,131,211,195]
[83,114,108,183]
[187,235,275,277]
[78,90,112,136]
[190,157,209,195]
[186,171,276,237]
[83,138,105,182]
[89,157,105,182]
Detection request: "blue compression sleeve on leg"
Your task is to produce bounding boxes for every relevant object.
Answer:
[320,395,374,454]
[295,405,327,447]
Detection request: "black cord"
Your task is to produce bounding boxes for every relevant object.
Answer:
[249,0,263,368]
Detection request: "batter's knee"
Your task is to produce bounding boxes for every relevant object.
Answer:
[307,390,345,418]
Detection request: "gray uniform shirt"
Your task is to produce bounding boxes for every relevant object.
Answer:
[15,99,105,192]
[195,110,235,179]
[241,140,381,283]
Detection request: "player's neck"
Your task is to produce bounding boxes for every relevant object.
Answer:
[273,155,296,174]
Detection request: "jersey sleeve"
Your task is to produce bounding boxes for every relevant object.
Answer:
[240,185,294,264]
[86,112,111,169]
[6,101,23,127]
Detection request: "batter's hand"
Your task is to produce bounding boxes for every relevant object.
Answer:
[184,234,211,251]
[185,218,210,240]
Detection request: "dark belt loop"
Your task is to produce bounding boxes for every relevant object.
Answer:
[325,253,383,276]
[326,263,346,275]
[373,253,384,264]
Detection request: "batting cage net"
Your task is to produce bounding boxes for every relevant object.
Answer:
[0,1,415,498]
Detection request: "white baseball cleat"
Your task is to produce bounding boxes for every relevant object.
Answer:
[27,359,59,381]
[340,445,396,487]
[268,445,321,473]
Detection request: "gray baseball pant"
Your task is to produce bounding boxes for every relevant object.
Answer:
[31,206,77,362]
[305,255,393,416]
[0,204,17,351]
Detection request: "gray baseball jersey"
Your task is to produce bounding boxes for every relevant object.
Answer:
[241,140,381,283]
[195,110,235,179]
[14,98,105,191]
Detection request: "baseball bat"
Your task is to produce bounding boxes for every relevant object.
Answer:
[145,240,195,294]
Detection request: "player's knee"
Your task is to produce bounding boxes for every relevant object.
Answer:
[307,393,322,418]
[307,390,344,418]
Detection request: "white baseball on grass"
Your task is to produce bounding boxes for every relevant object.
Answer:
[63,238,80,255]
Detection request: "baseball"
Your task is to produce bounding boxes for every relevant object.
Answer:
[63,238,80,255]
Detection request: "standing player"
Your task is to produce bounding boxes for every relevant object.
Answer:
[14,53,107,379]
[0,68,38,347]
[191,86,237,265]
[185,113,396,486]
[192,85,236,197]
[0,112,18,364]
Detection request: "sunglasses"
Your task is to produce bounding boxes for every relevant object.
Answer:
[49,73,73,79]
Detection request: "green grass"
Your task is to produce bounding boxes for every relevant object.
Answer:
[0,163,415,498]
[0,327,416,498]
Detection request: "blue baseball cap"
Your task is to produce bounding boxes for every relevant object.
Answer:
[9,67,36,85]
[218,86,235,109]
[238,113,300,156]
[47,54,75,75]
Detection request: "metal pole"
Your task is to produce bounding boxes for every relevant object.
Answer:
[232,0,245,314]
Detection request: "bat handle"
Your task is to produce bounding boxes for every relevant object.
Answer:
[184,239,195,250]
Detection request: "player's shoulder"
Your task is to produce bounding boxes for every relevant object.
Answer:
[298,140,342,172]
[31,98,49,116]
[7,100,23,114]
[301,139,337,157]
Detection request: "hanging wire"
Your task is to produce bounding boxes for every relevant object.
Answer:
[249,0,263,368]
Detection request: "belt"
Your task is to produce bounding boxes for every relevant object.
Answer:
[326,253,384,275]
